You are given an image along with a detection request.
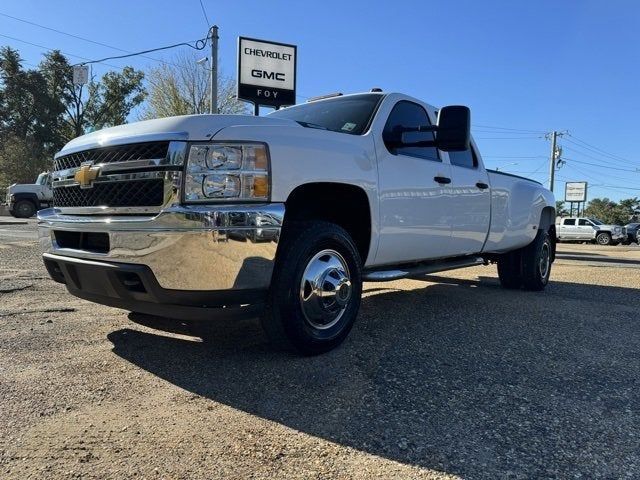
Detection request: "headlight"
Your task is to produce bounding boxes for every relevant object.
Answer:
[184,143,270,202]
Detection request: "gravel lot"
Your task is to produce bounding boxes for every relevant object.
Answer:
[1,219,639,479]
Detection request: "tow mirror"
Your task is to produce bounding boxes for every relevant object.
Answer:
[396,105,471,151]
[436,105,470,152]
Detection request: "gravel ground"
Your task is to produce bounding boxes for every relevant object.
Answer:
[1,220,639,479]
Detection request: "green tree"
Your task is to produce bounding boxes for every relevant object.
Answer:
[0,47,59,188]
[584,197,632,225]
[85,67,146,130]
[617,197,640,223]
[0,46,147,189]
[38,52,146,139]
[555,201,569,217]
[0,135,48,189]
[141,51,247,119]
[0,47,61,153]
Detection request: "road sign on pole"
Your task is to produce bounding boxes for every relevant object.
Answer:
[73,65,89,85]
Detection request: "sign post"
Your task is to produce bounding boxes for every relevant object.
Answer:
[565,182,588,204]
[237,36,297,115]
[72,65,89,85]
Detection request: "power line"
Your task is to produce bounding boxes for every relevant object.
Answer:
[71,36,208,66]
[563,137,640,167]
[563,145,640,168]
[563,157,640,173]
[0,33,124,70]
[472,123,546,134]
[198,0,211,27]
[0,11,199,71]
[566,133,634,164]
[563,161,640,185]
[556,173,640,195]
[482,155,547,159]
[475,136,543,140]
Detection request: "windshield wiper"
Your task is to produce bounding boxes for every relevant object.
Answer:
[296,121,329,130]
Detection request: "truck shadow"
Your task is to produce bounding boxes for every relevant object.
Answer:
[109,276,640,478]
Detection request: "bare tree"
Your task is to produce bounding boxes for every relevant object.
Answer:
[141,51,248,118]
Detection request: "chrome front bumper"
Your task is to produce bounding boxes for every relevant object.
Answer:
[38,203,284,293]
[611,231,626,241]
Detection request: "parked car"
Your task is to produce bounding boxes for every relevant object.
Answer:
[38,91,556,354]
[556,217,626,245]
[6,172,53,218]
[623,223,640,245]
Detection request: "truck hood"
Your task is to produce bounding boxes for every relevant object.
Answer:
[8,183,45,194]
[57,114,299,157]
[598,224,623,230]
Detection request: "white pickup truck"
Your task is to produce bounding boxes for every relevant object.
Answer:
[6,172,53,218]
[38,91,556,354]
[556,217,626,245]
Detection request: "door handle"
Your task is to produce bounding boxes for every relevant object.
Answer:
[476,182,489,190]
[434,176,451,184]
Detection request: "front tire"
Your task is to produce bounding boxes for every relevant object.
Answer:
[13,200,36,218]
[262,221,363,355]
[596,232,611,245]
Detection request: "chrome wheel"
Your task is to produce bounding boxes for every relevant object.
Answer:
[596,233,610,245]
[539,242,550,279]
[299,249,352,330]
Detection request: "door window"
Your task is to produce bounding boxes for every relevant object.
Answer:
[448,146,478,169]
[382,101,440,162]
[578,219,592,226]
[563,219,576,225]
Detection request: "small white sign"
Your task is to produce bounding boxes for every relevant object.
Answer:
[73,65,89,85]
[565,181,588,202]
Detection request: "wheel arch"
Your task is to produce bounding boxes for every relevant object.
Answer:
[539,206,556,261]
[283,182,372,264]
[12,192,40,208]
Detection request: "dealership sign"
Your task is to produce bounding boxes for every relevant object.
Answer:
[565,181,588,202]
[237,36,297,108]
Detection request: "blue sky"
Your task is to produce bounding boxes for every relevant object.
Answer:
[1,0,639,202]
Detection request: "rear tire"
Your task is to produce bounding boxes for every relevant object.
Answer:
[13,200,36,218]
[521,229,552,291]
[497,250,522,289]
[497,229,553,291]
[262,221,363,355]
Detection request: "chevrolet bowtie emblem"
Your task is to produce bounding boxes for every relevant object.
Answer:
[75,163,100,189]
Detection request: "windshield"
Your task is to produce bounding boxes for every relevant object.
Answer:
[588,218,603,225]
[268,93,384,135]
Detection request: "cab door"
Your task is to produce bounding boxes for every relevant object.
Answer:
[559,218,578,239]
[576,218,596,240]
[444,143,491,255]
[374,100,455,264]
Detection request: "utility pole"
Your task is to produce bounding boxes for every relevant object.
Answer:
[209,25,219,114]
[548,131,558,193]
[546,131,566,192]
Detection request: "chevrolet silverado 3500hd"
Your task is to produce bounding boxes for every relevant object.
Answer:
[38,92,556,354]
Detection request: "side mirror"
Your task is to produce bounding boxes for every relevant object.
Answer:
[436,105,470,151]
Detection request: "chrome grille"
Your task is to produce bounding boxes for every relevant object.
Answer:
[53,179,165,208]
[51,141,186,213]
[54,142,170,171]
